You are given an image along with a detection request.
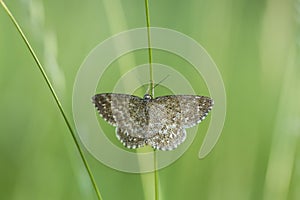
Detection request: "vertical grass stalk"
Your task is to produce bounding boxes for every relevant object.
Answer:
[145,0,154,97]
[154,149,159,200]
[144,0,159,199]
[0,1,102,200]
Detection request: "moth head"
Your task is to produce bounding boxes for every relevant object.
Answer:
[143,94,152,101]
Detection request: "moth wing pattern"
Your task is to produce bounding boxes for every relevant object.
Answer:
[92,93,148,138]
[116,128,146,149]
[148,127,187,151]
[154,95,214,129]
[92,93,214,151]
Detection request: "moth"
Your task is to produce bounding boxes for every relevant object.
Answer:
[92,93,213,150]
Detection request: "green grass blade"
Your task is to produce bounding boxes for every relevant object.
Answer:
[145,0,154,97]
[144,0,159,199]
[0,1,103,199]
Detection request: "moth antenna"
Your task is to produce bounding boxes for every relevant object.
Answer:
[144,75,169,96]
[141,83,147,92]
[153,74,170,89]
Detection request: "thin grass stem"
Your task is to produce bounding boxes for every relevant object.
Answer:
[145,0,154,97]
[154,150,159,200]
[144,0,159,199]
[0,1,102,200]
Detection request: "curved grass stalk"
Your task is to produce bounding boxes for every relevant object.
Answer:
[0,1,102,199]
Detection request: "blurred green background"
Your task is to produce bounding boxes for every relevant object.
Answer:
[1,0,299,199]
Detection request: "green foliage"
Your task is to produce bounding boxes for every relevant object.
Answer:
[0,0,299,200]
